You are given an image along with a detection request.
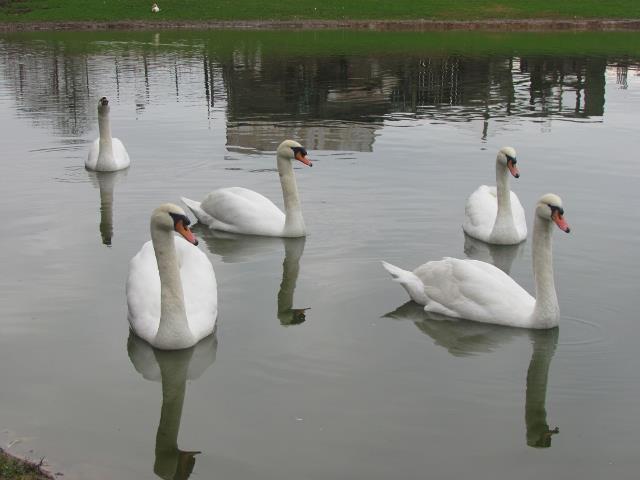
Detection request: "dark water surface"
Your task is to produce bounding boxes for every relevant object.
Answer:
[1,30,639,479]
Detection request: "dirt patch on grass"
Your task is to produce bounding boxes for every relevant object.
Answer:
[0,0,32,15]
[1,18,640,32]
[485,5,518,15]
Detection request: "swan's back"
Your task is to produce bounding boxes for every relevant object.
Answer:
[85,137,130,171]
[415,257,535,327]
[463,185,527,243]
[200,187,286,236]
[178,237,218,340]
[126,236,217,344]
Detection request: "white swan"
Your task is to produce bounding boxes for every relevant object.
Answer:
[463,147,526,245]
[181,140,312,237]
[86,97,130,172]
[127,204,217,350]
[151,3,160,13]
[382,194,570,329]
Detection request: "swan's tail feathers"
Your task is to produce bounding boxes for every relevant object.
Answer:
[181,197,212,226]
[381,261,428,305]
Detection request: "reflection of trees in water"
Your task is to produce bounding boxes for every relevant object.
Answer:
[0,40,225,136]
[1,37,637,143]
[2,44,93,135]
[519,56,606,118]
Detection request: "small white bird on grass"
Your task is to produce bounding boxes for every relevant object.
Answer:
[151,3,160,13]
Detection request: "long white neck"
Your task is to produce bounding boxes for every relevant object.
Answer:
[97,110,117,171]
[278,155,305,237]
[151,225,194,349]
[529,216,560,328]
[490,159,516,239]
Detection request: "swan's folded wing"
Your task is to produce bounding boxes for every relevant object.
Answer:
[200,187,285,236]
[463,185,497,240]
[416,257,534,326]
[85,138,100,170]
[126,241,161,343]
[176,237,218,341]
[111,138,131,170]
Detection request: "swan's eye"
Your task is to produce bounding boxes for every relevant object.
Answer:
[506,154,516,165]
[169,212,190,227]
[291,146,307,157]
[548,204,564,216]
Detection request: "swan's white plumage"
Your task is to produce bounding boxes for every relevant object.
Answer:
[462,147,527,245]
[382,258,535,328]
[127,235,217,347]
[182,139,310,238]
[421,258,534,325]
[383,193,569,329]
[463,185,527,242]
[85,97,130,172]
[86,137,130,171]
[183,187,286,237]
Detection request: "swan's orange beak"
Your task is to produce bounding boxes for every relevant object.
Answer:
[176,221,198,245]
[552,210,570,233]
[507,159,520,178]
[295,151,313,167]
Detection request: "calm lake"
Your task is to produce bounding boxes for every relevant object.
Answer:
[1,29,639,479]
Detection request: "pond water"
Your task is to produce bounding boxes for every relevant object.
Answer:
[1,30,639,479]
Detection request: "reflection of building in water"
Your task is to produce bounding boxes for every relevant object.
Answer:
[222,54,393,151]
[2,35,637,143]
[226,121,380,153]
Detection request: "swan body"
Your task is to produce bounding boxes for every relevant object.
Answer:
[383,194,570,329]
[463,147,526,245]
[182,140,312,237]
[86,97,130,172]
[127,204,217,350]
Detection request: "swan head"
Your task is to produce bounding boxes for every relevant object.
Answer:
[277,139,313,167]
[497,146,519,178]
[536,194,570,233]
[151,203,199,245]
[97,96,110,115]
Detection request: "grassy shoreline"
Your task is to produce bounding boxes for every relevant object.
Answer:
[0,448,54,480]
[1,0,640,27]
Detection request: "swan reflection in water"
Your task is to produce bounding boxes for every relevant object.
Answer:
[385,302,559,448]
[127,333,217,479]
[463,232,525,274]
[87,169,128,246]
[196,227,309,326]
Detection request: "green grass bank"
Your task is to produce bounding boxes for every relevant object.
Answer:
[0,449,53,480]
[1,0,640,24]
